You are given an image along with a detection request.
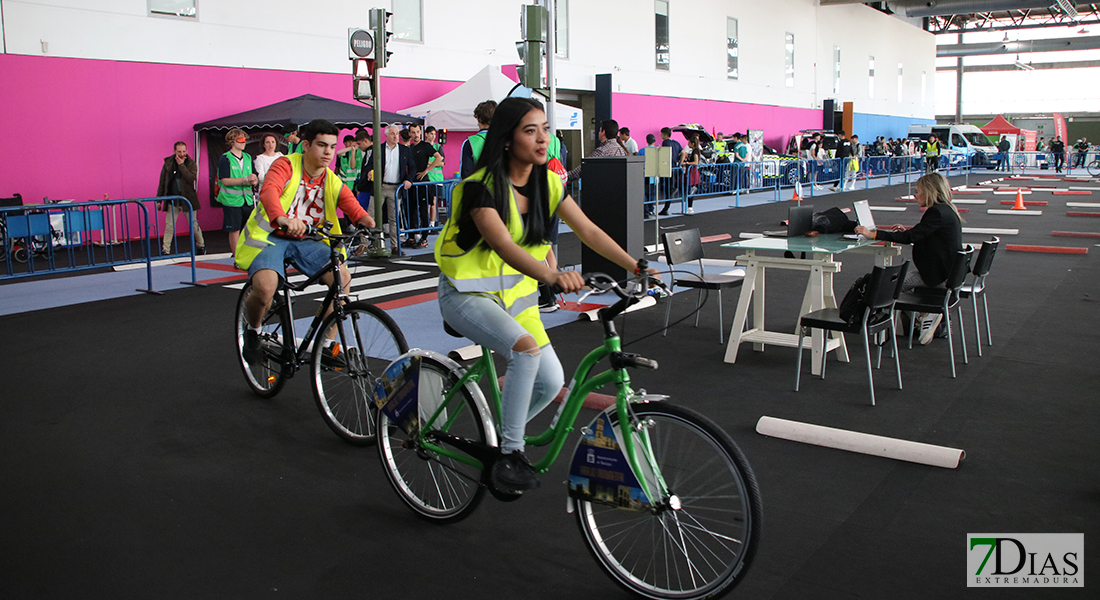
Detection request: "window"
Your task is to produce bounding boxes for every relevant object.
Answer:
[833,46,841,95]
[537,0,568,58]
[393,0,423,43]
[921,70,927,105]
[727,18,739,79]
[655,0,669,70]
[868,55,875,98]
[897,63,904,101]
[148,0,196,19]
[784,32,795,88]
[555,0,569,58]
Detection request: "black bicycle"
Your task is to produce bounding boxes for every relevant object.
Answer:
[233,223,408,445]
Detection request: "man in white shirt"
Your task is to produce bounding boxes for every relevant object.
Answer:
[619,127,639,155]
[363,124,416,254]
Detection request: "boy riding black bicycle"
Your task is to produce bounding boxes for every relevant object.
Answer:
[236,119,375,364]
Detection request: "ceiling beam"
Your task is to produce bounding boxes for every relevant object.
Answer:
[936,59,1100,70]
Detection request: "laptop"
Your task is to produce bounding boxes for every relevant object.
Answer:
[844,200,875,239]
[764,205,813,238]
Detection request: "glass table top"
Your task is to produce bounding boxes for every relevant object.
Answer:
[721,233,877,254]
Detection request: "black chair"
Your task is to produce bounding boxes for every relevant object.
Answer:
[895,246,976,378]
[661,228,744,344]
[795,262,909,406]
[959,237,999,356]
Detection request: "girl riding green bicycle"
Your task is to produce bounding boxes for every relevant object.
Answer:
[434,97,649,494]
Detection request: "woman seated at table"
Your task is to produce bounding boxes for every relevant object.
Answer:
[854,172,962,345]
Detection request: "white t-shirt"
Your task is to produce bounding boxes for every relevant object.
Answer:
[622,137,639,155]
[254,152,284,185]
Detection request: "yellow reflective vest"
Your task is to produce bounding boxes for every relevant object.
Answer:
[234,154,345,270]
[434,167,563,346]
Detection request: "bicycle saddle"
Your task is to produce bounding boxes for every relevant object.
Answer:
[443,321,463,338]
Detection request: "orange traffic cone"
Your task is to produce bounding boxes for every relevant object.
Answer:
[1011,189,1026,210]
[791,184,802,203]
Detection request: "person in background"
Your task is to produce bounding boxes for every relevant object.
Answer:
[619,127,638,155]
[157,141,204,255]
[353,129,373,212]
[254,133,284,187]
[284,128,303,155]
[641,133,659,217]
[1050,136,1065,173]
[1036,136,1046,152]
[680,135,701,213]
[407,124,443,248]
[565,119,626,182]
[336,134,363,190]
[1073,138,1089,168]
[844,134,861,190]
[361,124,416,255]
[997,136,1011,171]
[732,132,750,162]
[217,128,258,258]
[855,172,962,346]
[424,126,446,228]
[461,100,497,179]
[658,127,683,216]
[924,134,941,174]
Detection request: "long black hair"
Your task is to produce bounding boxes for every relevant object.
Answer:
[459,97,554,248]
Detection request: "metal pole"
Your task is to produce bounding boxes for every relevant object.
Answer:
[955,33,964,124]
[546,0,556,137]
[371,63,387,257]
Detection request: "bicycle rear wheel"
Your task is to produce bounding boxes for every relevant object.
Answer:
[573,403,762,600]
[235,283,291,398]
[377,354,488,523]
[311,301,407,445]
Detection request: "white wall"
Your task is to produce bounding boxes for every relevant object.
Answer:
[2,0,936,118]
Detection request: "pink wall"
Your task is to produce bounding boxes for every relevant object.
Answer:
[1,54,821,236]
[0,54,462,232]
[610,93,821,152]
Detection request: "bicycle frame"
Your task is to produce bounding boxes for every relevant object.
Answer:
[416,295,671,505]
[267,233,360,374]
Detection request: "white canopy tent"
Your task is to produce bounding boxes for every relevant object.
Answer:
[400,65,582,131]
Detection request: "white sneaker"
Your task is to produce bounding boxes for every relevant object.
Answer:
[686,207,695,214]
[918,313,943,345]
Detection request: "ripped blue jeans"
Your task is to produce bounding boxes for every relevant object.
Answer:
[437,275,565,453]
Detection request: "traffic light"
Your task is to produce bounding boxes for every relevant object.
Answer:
[516,4,546,89]
[370,8,394,68]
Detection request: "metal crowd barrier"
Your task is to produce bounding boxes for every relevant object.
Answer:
[1,196,203,292]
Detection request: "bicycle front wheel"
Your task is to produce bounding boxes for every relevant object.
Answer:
[377,355,488,523]
[311,301,408,446]
[235,283,291,398]
[1088,160,1100,177]
[574,403,762,600]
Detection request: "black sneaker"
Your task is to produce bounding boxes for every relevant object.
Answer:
[196,246,206,255]
[492,450,540,493]
[539,301,559,313]
[243,329,264,364]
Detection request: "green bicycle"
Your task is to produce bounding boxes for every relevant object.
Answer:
[376,268,762,600]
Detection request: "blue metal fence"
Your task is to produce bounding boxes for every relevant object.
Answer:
[1,196,202,291]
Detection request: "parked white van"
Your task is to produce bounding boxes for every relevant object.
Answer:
[908,124,999,168]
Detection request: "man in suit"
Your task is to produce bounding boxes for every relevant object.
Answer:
[357,123,416,255]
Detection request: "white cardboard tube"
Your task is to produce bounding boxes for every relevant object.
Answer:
[756,416,965,469]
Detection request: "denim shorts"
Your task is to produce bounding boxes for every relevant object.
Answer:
[248,236,332,281]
